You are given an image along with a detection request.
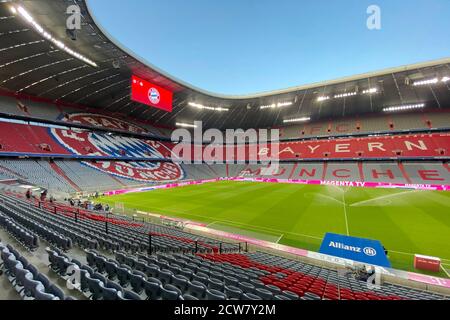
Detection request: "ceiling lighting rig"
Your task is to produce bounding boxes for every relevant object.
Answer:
[334,92,357,99]
[413,77,450,86]
[383,103,425,112]
[362,88,378,94]
[317,87,379,102]
[283,117,311,123]
[260,102,293,110]
[188,102,229,112]
[176,122,198,128]
[317,96,330,102]
[11,5,98,67]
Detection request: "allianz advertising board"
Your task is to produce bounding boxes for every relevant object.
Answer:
[319,233,391,267]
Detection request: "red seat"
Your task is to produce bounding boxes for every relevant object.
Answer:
[289,287,304,297]
[293,283,308,291]
[309,288,323,296]
[273,281,288,291]
[324,294,339,300]
[311,284,325,291]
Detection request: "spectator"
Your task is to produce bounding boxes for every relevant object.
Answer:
[366,266,376,284]
[40,189,47,202]
[355,264,376,282]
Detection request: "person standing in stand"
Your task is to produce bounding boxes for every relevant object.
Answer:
[40,189,47,202]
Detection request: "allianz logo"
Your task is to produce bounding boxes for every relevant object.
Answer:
[329,241,377,256]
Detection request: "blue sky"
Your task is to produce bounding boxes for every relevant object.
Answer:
[89,0,450,95]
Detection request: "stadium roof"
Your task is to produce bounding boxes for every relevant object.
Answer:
[0,0,449,130]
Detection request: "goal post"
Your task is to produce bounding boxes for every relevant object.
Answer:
[114,202,125,214]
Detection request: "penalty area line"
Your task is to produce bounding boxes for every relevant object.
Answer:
[206,221,218,227]
[349,190,420,207]
[388,250,450,263]
[202,219,322,241]
[440,265,450,278]
[276,234,284,244]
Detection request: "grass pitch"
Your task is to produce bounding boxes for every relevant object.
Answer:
[99,181,450,278]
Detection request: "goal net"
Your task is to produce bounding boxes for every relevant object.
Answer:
[114,202,125,214]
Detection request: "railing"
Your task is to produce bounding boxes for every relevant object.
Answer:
[34,198,246,255]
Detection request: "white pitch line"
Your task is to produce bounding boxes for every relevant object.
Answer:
[206,221,218,227]
[342,192,350,236]
[201,218,322,241]
[349,190,420,207]
[328,185,352,194]
[388,250,450,262]
[328,185,344,193]
[388,250,418,256]
[314,194,344,205]
[440,265,450,278]
[276,234,284,244]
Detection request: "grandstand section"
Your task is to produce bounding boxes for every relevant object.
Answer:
[235,162,450,185]
[0,0,449,305]
[280,111,450,140]
[1,118,448,160]
[1,160,449,196]
[1,192,449,301]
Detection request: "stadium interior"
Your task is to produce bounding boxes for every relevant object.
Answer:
[0,0,449,303]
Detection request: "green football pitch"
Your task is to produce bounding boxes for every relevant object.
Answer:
[98,181,450,278]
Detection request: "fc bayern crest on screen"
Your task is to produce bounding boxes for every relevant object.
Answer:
[49,113,183,182]
[149,88,160,105]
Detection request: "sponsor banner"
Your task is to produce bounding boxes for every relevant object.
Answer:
[228,177,450,191]
[103,177,450,196]
[319,233,391,267]
[407,272,450,288]
[414,255,441,272]
[131,75,173,112]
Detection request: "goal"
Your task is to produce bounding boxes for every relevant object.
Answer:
[114,202,125,214]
